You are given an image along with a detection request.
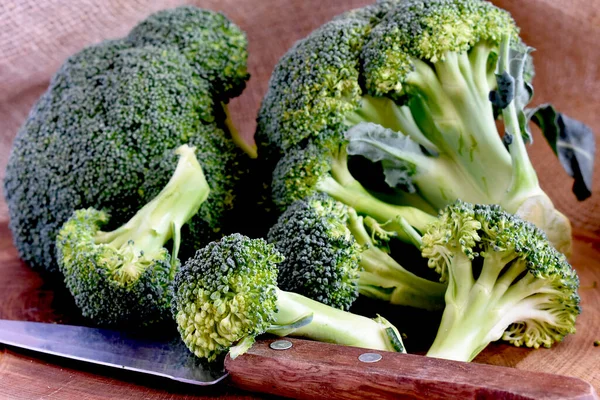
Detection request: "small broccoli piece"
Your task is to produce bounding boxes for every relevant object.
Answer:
[56,145,209,326]
[268,194,446,311]
[271,140,437,242]
[4,7,249,273]
[257,0,589,256]
[421,202,580,362]
[172,234,405,362]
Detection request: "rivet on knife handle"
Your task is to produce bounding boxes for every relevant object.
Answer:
[224,338,599,400]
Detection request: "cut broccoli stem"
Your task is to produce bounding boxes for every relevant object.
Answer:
[94,145,210,269]
[496,35,540,202]
[347,210,446,311]
[426,250,566,362]
[268,288,404,352]
[222,102,257,159]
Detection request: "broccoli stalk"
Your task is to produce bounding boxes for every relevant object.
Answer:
[56,145,209,326]
[222,102,258,159]
[421,202,580,362]
[172,234,405,362]
[94,145,209,271]
[267,288,404,354]
[347,209,446,311]
[272,142,437,243]
[268,194,445,311]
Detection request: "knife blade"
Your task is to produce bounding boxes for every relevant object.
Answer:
[0,319,597,400]
[0,319,226,385]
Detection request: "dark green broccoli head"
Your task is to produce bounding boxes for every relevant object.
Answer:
[56,208,174,326]
[362,0,518,100]
[4,43,222,272]
[4,7,249,273]
[172,234,283,361]
[127,6,249,98]
[268,194,360,310]
[422,201,580,352]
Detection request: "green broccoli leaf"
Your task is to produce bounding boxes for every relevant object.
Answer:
[528,104,595,200]
[345,122,426,193]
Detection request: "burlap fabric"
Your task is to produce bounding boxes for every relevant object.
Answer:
[0,0,598,233]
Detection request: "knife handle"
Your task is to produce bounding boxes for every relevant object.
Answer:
[224,338,598,400]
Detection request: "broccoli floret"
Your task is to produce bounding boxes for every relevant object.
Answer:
[271,140,437,242]
[421,201,580,362]
[126,6,255,157]
[257,0,589,255]
[3,7,249,273]
[171,233,405,362]
[127,6,249,99]
[268,194,446,311]
[56,145,209,326]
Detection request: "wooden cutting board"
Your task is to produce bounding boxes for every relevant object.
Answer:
[0,221,599,399]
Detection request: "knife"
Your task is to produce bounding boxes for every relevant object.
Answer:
[0,319,597,399]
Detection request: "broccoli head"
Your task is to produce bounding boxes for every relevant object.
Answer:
[172,233,405,362]
[422,201,580,361]
[257,0,592,255]
[56,145,209,326]
[4,7,249,273]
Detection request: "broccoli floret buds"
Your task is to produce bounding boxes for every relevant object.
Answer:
[171,233,405,362]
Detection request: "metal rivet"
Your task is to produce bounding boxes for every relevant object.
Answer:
[270,340,293,350]
[358,352,382,363]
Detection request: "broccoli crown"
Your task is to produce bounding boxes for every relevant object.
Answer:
[362,0,517,98]
[271,142,332,210]
[268,194,360,310]
[422,201,580,355]
[56,209,174,326]
[172,234,284,361]
[127,6,249,98]
[256,18,367,152]
[4,7,249,272]
[257,0,516,152]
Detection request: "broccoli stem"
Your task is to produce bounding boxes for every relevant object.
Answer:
[496,35,540,204]
[346,95,439,152]
[406,47,513,201]
[347,210,446,311]
[268,288,404,352]
[222,102,258,159]
[94,145,210,266]
[426,251,548,362]
[315,146,437,238]
[318,175,436,239]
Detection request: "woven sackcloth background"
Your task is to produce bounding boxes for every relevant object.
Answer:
[0,0,598,234]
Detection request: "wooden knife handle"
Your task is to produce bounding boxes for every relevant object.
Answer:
[225,338,598,400]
